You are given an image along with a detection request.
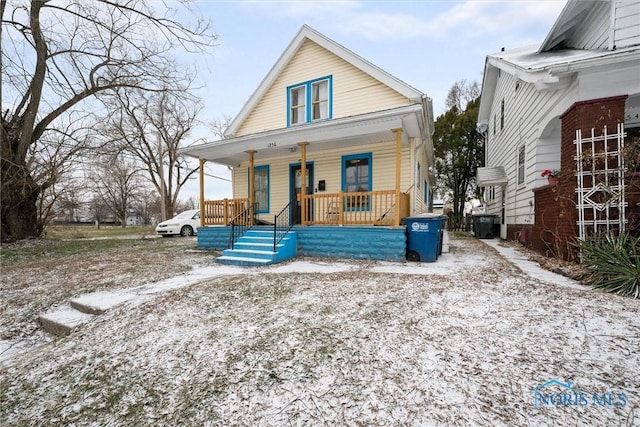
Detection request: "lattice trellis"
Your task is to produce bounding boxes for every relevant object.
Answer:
[574,123,627,241]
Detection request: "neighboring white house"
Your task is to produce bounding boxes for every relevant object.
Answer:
[476,0,640,251]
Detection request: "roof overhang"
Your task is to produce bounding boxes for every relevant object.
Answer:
[476,166,508,187]
[477,44,640,126]
[182,104,425,167]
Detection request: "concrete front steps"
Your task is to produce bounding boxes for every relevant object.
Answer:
[216,229,297,266]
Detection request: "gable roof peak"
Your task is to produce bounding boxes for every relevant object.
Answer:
[224,24,424,137]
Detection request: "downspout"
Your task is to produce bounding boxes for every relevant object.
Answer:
[199,158,205,227]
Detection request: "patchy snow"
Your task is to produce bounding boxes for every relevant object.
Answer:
[483,238,585,290]
[0,234,638,426]
[264,259,359,274]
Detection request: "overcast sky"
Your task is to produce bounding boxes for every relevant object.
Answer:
[183,0,568,201]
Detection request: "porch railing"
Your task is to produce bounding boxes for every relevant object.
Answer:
[301,190,410,226]
[228,202,259,249]
[203,198,249,226]
[273,197,296,252]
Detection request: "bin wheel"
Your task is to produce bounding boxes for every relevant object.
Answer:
[407,250,420,262]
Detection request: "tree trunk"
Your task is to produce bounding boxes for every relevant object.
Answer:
[1,159,41,242]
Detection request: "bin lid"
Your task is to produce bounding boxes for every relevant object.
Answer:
[403,213,446,220]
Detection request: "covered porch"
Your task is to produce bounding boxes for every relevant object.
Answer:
[182,105,431,261]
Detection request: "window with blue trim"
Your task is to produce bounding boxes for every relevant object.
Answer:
[287,76,332,126]
[253,165,269,213]
[342,153,372,210]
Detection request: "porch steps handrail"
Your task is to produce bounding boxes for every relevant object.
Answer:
[229,202,259,249]
[273,197,296,252]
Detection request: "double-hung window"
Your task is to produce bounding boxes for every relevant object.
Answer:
[289,86,306,125]
[517,145,525,185]
[287,76,332,126]
[342,153,372,210]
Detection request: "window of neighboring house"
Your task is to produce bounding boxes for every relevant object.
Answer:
[517,145,525,185]
[287,76,332,126]
[417,163,421,189]
[501,99,505,130]
[424,180,429,209]
[342,153,372,210]
[252,165,269,213]
[493,114,496,136]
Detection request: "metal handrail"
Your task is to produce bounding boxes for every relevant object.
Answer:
[228,202,259,249]
[273,197,296,252]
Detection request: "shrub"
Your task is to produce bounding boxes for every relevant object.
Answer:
[575,233,640,298]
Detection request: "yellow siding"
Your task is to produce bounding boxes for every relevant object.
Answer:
[236,40,412,136]
[232,140,414,218]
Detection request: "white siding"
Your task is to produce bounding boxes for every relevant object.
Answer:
[484,71,576,226]
[232,140,414,218]
[236,40,411,136]
[572,1,611,49]
[614,1,640,48]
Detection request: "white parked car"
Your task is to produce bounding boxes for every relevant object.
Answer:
[155,210,200,237]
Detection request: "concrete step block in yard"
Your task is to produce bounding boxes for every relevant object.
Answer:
[70,291,136,315]
[38,308,94,337]
[40,291,137,337]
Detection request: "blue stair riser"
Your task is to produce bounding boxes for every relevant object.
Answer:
[234,239,293,252]
[216,256,271,267]
[222,249,277,260]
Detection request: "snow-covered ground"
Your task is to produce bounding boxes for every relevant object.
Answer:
[0,234,638,425]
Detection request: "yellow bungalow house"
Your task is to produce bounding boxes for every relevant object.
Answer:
[182,25,435,265]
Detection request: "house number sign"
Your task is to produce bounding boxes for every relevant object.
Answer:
[267,142,277,148]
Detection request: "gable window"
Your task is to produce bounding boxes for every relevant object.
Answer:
[342,153,372,210]
[417,163,421,188]
[312,80,328,120]
[287,76,332,126]
[253,165,269,213]
[501,99,505,130]
[289,85,306,125]
[517,145,525,185]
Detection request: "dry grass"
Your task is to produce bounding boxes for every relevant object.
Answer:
[1,235,638,425]
[0,236,215,341]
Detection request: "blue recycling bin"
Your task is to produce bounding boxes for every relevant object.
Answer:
[404,214,445,262]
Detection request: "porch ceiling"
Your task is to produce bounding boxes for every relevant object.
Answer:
[181,104,424,166]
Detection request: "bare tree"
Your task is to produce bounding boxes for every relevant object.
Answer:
[445,80,480,111]
[209,114,232,140]
[101,88,202,221]
[90,155,144,227]
[88,195,109,228]
[1,0,216,241]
